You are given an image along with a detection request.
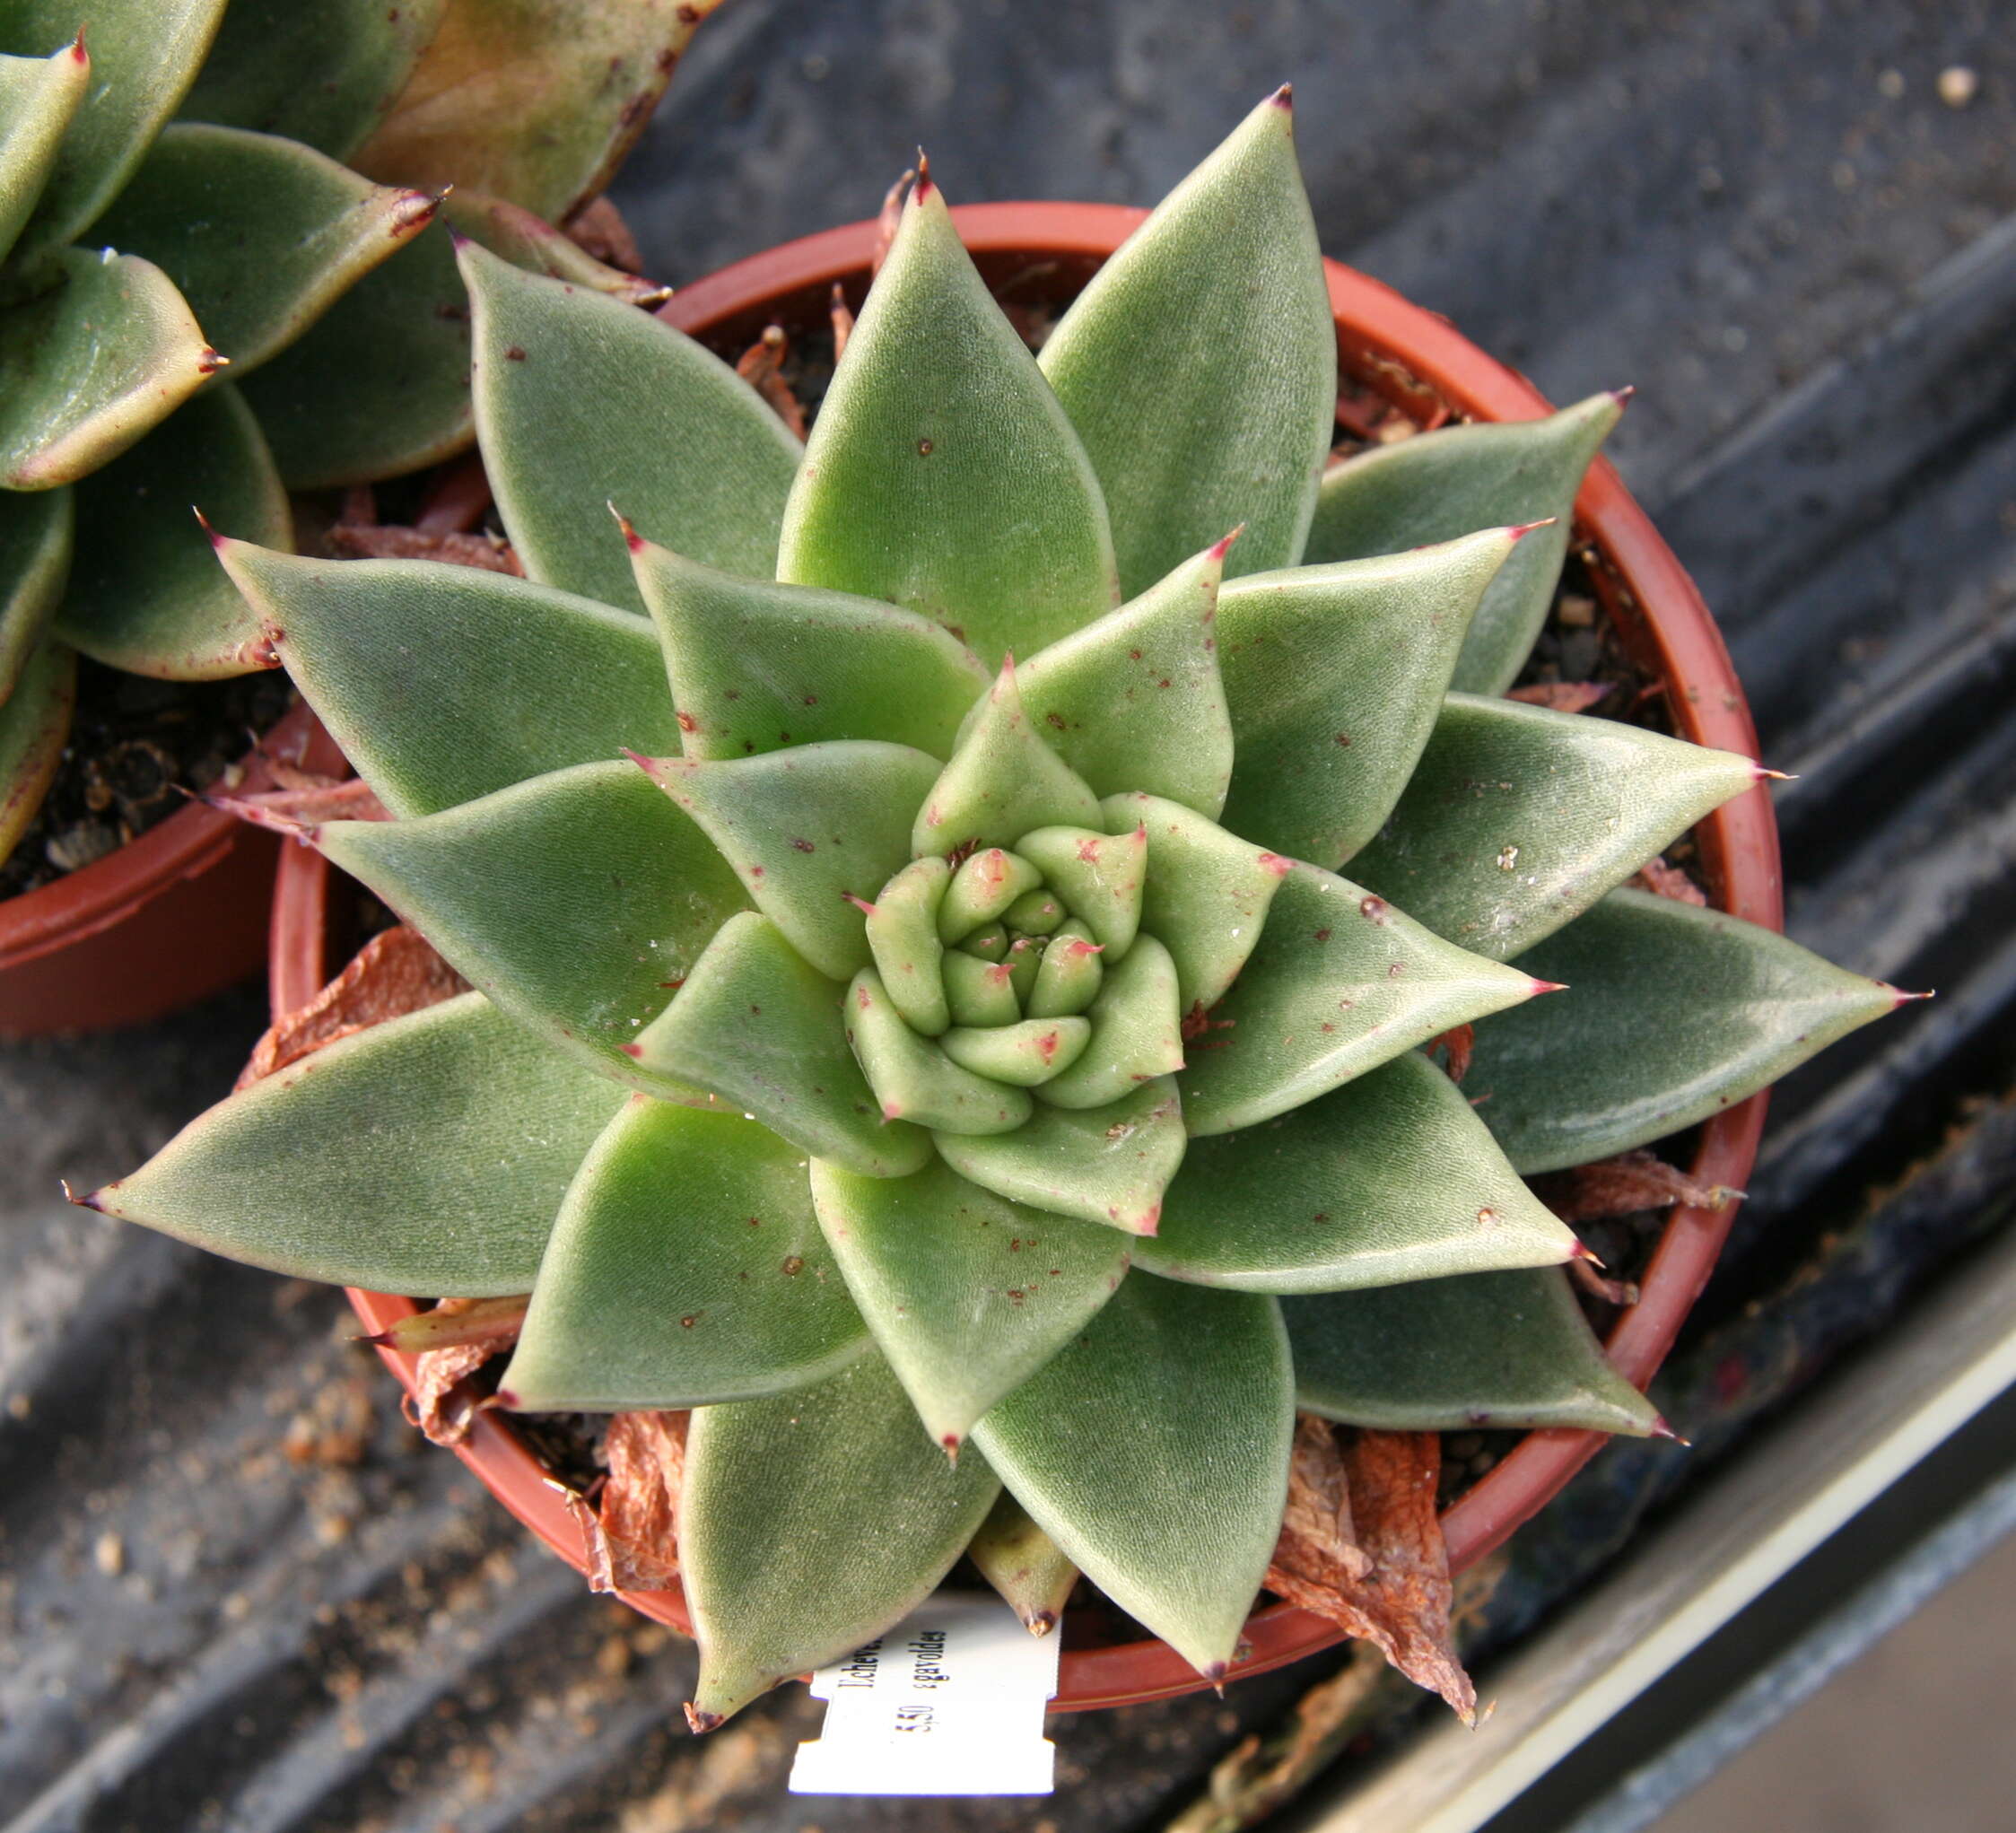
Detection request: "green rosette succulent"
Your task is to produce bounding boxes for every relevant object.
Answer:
[0,0,708,866]
[85,93,1903,1727]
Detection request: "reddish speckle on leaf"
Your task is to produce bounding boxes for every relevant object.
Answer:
[1313,927,1332,943]
[1335,732,1352,747]
[676,711,698,733]
[1359,895,1390,924]
[781,1256,804,1276]
[504,345,528,362]
[790,837,815,852]
[621,1042,642,1057]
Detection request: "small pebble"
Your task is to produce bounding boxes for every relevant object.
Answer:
[1938,65,1978,109]
[93,1532,125,1576]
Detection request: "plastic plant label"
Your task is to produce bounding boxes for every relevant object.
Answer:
[788,1593,1061,1796]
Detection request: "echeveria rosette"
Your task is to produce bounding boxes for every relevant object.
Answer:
[85,93,1906,1728]
[0,0,693,865]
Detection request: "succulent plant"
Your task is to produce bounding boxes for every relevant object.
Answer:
[83,92,1906,1729]
[0,0,720,868]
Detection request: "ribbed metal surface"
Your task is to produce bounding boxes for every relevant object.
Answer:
[4,4,2012,1827]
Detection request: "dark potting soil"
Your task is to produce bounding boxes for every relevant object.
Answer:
[0,661,294,902]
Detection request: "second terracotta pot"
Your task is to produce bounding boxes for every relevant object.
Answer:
[269,200,1782,1713]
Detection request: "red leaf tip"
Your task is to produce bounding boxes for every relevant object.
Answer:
[1270,83,1293,110]
[1528,978,1570,996]
[1649,1416,1691,1446]
[1754,765,1797,781]
[447,226,474,252]
[1886,985,1936,1007]
[1506,517,1558,543]
[196,348,230,376]
[609,502,643,551]
[1610,383,1637,407]
[1202,1660,1229,1696]
[491,1388,520,1410]
[191,506,223,547]
[1208,523,1246,562]
[684,1704,724,1735]
[61,1179,107,1212]
[842,893,877,916]
[1571,1240,1607,1268]
[912,149,933,202]
[70,28,88,60]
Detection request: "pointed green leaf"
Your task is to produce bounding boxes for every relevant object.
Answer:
[1138,1051,1575,1291]
[218,541,682,816]
[1180,862,1540,1137]
[441,190,668,309]
[0,43,89,266]
[175,0,446,161]
[1100,792,1289,1010]
[500,1096,867,1411]
[0,484,70,702]
[463,244,800,613]
[1216,529,1522,865]
[683,1347,1000,1728]
[777,175,1119,666]
[1012,537,1234,816]
[314,761,749,1090]
[1016,824,1147,962]
[1471,887,1901,1173]
[972,1275,1292,1678]
[1305,392,1626,694]
[1026,920,1104,1018]
[942,950,1019,1028]
[1287,1266,1660,1436]
[631,536,987,763]
[845,967,1033,1137]
[1004,887,1066,934]
[912,661,1104,856]
[809,1156,1129,1449]
[863,856,951,1034]
[936,1078,1187,1236]
[1040,92,1334,596]
[635,741,938,982]
[941,1017,1092,1087]
[938,847,1043,942]
[91,124,437,378]
[0,249,213,489]
[351,0,726,224]
[632,912,929,1179]
[57,383,287,676]
[1348,694,1760,962]
[968,1492,1078,1636]
[0,634,73,863]
[1,0,223,261]
[1034,933,1185,1111]
[235,216,473,488]
[86,993,622,1295]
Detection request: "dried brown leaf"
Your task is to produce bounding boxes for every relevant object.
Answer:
[592,1410,689,1593]
[326,521,524,574]
[1269,1415,1371,1602]
[734,325,807,440]
[1630,856,1709,905]
[1506,679,1615,713]
[563,194,646,274]
[1427,1021,1475,1084]
[221,773,389,836]
[1533,1148,1741,1225]
[830,281,856,360]
[1270,1429,1474,1723]
[238,926,467,1089]
[406,1296,522,1447]
[872,168,915,275]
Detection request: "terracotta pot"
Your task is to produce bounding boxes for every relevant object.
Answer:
[0,700,335,1036]
[270,201,1782,1713]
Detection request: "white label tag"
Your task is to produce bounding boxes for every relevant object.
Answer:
[788,1594,1060,1796]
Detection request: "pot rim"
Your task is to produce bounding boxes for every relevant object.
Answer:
[274,198,1781,1715]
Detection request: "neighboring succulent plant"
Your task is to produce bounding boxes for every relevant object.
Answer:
[0,0,720,869]
[83,93,1906,1728]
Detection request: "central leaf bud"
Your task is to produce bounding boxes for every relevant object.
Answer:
[844,817,1192,1136]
